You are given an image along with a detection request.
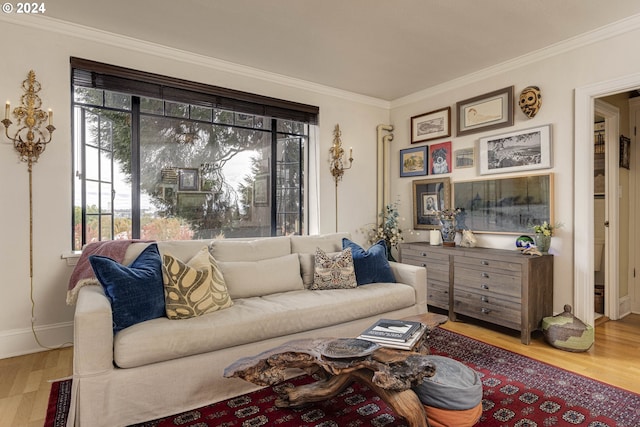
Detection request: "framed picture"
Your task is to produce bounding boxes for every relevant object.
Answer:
[454,147,475,169]
[429,141,452,175]
[412,177,451,230]
[620,135,630,169]
[400,146,428,177]
[176,192,208,217]
[453,173,553,234]
[479,124,552,175]
[254,174,269,206]
[411,107,451,143]
[178,168,199,191]
[456,86,514,136]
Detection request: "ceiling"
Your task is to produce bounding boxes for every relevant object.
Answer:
[44,0,640,101]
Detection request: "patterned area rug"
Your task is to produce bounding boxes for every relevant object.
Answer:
[45,327,640,427]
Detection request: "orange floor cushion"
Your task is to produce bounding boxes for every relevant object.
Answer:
[424,401,483,427]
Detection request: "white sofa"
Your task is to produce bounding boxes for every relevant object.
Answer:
[67,233,427,427]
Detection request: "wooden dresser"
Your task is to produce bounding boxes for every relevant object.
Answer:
[399,242,553,344]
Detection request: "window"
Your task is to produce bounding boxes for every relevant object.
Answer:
[71,58,318,250]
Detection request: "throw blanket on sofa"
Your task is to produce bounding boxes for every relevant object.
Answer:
[66,239,153,305]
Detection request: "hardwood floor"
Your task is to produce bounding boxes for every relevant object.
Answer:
[441,313,640,394]
[1,314,638,427]
[0,345,72,427]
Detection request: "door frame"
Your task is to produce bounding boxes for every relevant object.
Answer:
[574,73,640,325]
[594,99,620,320]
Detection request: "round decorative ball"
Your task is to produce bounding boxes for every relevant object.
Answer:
[516,235,534,249]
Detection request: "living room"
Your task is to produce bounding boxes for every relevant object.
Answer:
[2,2,640,425]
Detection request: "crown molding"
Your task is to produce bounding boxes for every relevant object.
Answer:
[391,13,640,108]
[0,14,390,110]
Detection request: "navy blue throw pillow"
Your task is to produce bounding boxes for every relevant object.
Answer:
[89,243,165,333]
[342,238,396,285]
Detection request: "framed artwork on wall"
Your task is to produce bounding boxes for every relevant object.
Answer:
[400,146,428,177]
[411,107,451,143]
[479,124,552,175]
[453,173,553,234]
[178,168,199,191]
[429,141,452,175]
[456,86,514,136]
[254,173,269,206]
[454,147,475,169]
[620,135,631,169]
[412,177,451,230]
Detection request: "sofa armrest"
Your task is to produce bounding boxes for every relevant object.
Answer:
[73,285,115,375]
[389,261,427,309]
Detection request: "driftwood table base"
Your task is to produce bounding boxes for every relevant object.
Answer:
[224,337,439,427]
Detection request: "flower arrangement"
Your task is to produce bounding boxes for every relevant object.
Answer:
[361,203,404,260]
[531,221,562,237]
[436,208,461,221]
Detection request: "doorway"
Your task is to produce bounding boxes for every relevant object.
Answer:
[574,73,640,326]
[593,99,620,321]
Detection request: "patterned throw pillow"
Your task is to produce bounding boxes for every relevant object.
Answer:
[311,247,357,290]
[162,247,233,319]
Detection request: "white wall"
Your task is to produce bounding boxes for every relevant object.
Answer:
[389,18,640,315]
[0,16,389,357]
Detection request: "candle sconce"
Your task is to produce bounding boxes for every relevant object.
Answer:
[329,124,353,183]
[3,70,55,348]
[3,70,55,172]
[329,124,353,231]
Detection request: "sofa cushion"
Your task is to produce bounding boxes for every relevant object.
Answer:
[162,247,233,319]
[209,236,291,262]
[312,247,357,290]
[113,282,417,368]
[342,238,395,285]
[89,243,165,333]
[290,232,350,253]
[217,253,304,298]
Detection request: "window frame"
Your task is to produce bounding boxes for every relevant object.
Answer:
[71,58,317,248]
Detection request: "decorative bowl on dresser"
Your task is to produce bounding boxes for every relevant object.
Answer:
[399,242,553,344]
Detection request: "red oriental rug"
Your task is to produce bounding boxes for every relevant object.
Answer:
[45,328,640,427]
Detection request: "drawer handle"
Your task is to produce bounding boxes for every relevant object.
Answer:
[481,296,489,303]
[421,263,427,267]
[481,272,490,278]
[481,284,489,290]
[481,308,492,314]
[481,260,489,266]
[421,252,428,257]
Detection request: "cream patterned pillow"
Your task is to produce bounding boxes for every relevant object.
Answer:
[312,247,357,290]
[162,247,233,319]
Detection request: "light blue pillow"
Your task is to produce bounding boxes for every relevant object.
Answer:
[342,238,395,285]
[89,243,165,333]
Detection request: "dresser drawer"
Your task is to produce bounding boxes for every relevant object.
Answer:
[454,255,522,275]
[403,256,449,273]
[453,288,521,330]
[427,280,450,310]
[454,266,521,298]
[401,247,450,263]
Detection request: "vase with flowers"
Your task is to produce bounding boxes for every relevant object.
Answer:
[530,221,561,254]
[436,208,461,246]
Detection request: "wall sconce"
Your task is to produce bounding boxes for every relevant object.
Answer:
[329,124,353,183]
[3,70,55,171]
[3,70,54,348]
[329,124,353,231]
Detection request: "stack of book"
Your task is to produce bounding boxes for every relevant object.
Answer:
[357,318,426,350]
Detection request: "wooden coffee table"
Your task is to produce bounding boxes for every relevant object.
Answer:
[224,312,448,427]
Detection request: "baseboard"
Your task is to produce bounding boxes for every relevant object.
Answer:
[0,321,73,359]
[619,295,632,319]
